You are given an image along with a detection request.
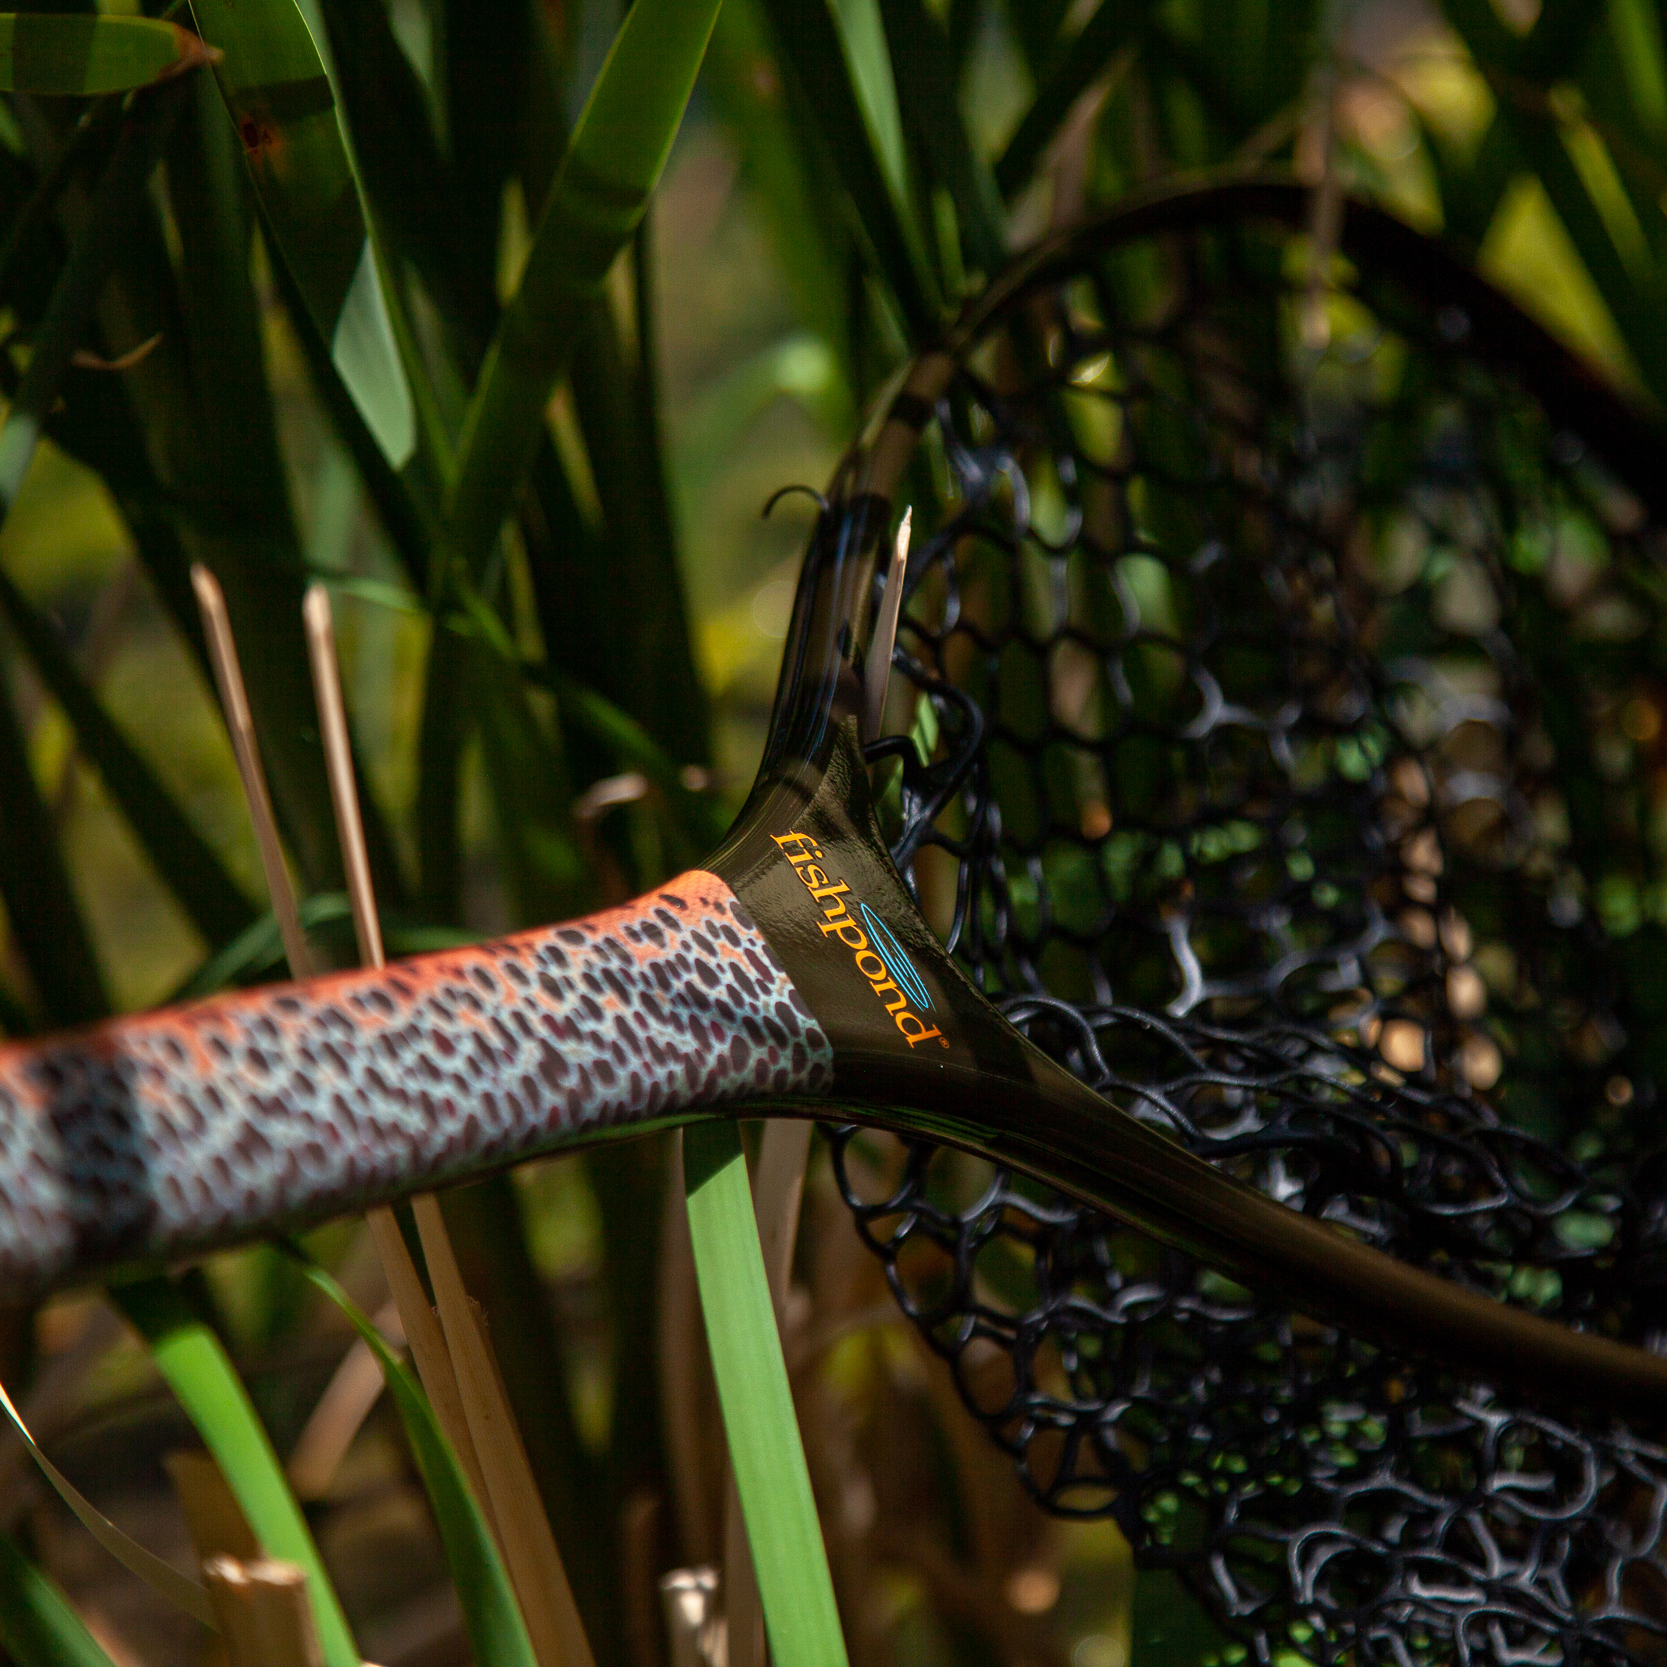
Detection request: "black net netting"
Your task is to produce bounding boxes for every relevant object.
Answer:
[824,196,1667,1665]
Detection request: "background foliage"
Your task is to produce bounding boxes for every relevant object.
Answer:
[0,0,1663,1662]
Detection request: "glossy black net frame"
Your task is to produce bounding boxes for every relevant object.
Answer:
[814,179,1667,1666]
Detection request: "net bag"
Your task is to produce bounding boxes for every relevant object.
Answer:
[824,180,1667,1666]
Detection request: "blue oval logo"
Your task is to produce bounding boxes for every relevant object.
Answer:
[858,903,932,1012]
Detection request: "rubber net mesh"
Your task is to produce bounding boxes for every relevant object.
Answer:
[825,213,1667,1665]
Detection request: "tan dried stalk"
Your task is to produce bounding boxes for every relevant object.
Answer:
[203,1556,324,1667]
[304,585,594,1667]
[193,565,490,1522]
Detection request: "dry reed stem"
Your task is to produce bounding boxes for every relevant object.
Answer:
[304,586,593,1667]
[296,586,494,1520]
[0,1300,121,1517]
[298,587,383,966]
[203,1556,324,1667]
[412,1195,597,1667]
[660,1566,724,1667]
[198,571,486,1518]
[622,1489,666,1667]
[75,1603,148,1667]
[365,1208,492,1518]
[287,1300,404,1501]
[189,565,316,980]
[752,1123,813,1320]
[165,1449,261,1561]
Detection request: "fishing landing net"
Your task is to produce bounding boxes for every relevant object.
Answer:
[820,190,1667,1665]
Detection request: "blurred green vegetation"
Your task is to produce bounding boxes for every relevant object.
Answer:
[0,0,1664,1662]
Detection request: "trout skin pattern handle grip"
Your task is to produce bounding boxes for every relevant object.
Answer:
[0,873,831,1297]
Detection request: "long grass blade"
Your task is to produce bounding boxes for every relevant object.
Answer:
[0,100,122,320]
[0,1374,215,1624]
[1464,77,1667,393]
[285,583,490,1522]
[161,72,400,900]
[430,0,558,341]
[876,0,1004,280]
[0,563,254,946]
[0,1533,124,1667]
[755,0,937,334]
[305,586,599,1663]
[564,281,708,768]
[721,1116,814,1667]
[446,0,725,574]
[0,630,107,1027]
[193,564,318,979]
[413,1195,599,1667]
[187,0,417,467]
[450,588,583,923]
[702,0,853,394]
[994,0,1156,197]
[109,1277,361,1667]
[316,0,489,355]
[683,1122,848,1667]
[295,1258,541,1667]
[0,14,217,94]
[262,238,438,590]
[828,0,912,227]
[0,82,183,514]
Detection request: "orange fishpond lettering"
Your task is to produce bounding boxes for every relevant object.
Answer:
[773,832,948,1048]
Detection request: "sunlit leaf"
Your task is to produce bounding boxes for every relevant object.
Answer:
[446,0,727,572]
[877,0,1004,279]
[756,0,938,333]
[684,1122,848,1667]
[188,0,417,467]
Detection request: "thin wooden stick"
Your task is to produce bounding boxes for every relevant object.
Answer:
[861,508,911,743]
[720,1474,759,1667]
[753,1123,813,1320]
[166,1449,261,1562]
[304,586,593,1667]
[659,1567,722,1667]
[203,1556,324,1667]
[411,1194,596,1667]
[296,587,494,1522]
[191,565,316,979]
[195,570,487,1522]
[300,586,383,967]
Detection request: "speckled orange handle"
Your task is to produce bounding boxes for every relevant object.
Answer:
[0,872,832,1296]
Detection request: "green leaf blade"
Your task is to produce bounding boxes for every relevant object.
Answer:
[683,1122,848,1667]
[187,0,416,467]
[0,1534,123,1667]
[110,1277,361,1667]
[295,1258,541,1667]
[995,0,1153,198]
[0,14,216,96]
[0,564,255,948]
[447,0,726,572]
